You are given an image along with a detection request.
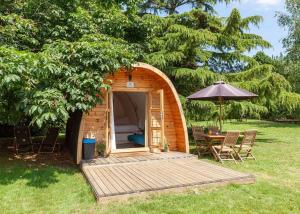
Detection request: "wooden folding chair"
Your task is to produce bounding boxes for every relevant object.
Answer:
[234,130,257,161]
[38,127,60,153]
[211,130,240,164]
[191,126,209,156]
[14,126,34,154]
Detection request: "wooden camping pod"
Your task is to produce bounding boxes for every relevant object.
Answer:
[72,63,189,164]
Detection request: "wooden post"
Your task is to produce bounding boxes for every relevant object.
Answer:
[219,97,223,133]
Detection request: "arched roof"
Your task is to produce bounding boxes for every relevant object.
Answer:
[132,62,189,152]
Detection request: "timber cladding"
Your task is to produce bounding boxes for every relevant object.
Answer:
[75,63,189,164]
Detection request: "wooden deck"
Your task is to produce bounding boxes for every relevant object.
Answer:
[81,152,255,201]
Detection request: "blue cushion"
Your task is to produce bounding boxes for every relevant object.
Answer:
[128,134,145,146]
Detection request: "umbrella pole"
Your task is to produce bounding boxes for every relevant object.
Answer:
[219,97,223,133]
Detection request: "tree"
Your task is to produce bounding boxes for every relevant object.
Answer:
[0,1,141,127]
[140,0,233,15]
[144,8,270,72]
[209,9,271,72]
[277,0,300,93]
[1,0,299,129]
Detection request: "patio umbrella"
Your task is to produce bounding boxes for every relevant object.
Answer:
[186,81,258,132]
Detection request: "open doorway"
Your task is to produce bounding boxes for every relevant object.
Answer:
[112,92,147,149]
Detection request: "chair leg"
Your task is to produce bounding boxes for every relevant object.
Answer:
[193,147,197,155]
[218,155,224,164]
[211,147,217,160]
[197,149,201,157]
[58,143,62,153]
[194,142,209,157]
[230,153,237,164]
[38,143,43,153]
[193,149,200,157]
[15,144,19,155]
[51,142,57,153]
[247,151,256,160]
[193,145,199,156]
[237,153,243,162]
[212,147,223,164]
[233,149,243,162]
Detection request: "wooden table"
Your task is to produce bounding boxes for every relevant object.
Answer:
[199,134,243,156]
[201,134,225,144]
[197,134,225,156]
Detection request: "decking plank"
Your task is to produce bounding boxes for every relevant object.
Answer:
[100,167,126,194]
[167,161,216,184]
[130,163,175,189]
[152,162,197,184]
[106,166,136,194]
[112,165,145,193]
[86,167,111,196]
[176,160,248,180]
[175,163,241,181]
[81,152,255,200]
[121,164,153,191]
[82,167,104,197]
[95,168,119,195]
[93,168,119,196]
[143,162,190,187]
[128,164,162,189]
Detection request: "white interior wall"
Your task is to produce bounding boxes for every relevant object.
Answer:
[113,92,146,129]
[127,93,146,129]
[113,92,146,145]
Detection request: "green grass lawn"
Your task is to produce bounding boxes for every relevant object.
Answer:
[0,120,299,214]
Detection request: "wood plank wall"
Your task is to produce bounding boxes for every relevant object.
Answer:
[76,67,188,163]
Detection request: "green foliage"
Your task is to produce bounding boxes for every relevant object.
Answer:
[0,47,43,124]
[140,0,233,15]
[0,34,137,127]
[276,91,300,118]
[144,8,270,72]
[28,89,69,128]
[0,0,299,128]
[145,11,217,69]
[178,62,300,121]
[209,9,271,72]
[0,14,39,49]
[277,0,300,93]
[167,67,220,96]
[0,1,141,127]
[96,143,106,156]
[277,0,300,59]
[225,101,268,120]
[182,97,218,122]
[227,65,300,119]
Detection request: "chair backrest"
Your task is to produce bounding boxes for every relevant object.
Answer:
[223,130,240,147]
[14,126,32,145]
[192,126,205,141]
[42,127,59,146]
[241,130,257,147]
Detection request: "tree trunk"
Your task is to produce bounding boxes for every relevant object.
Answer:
[65,110,83,163]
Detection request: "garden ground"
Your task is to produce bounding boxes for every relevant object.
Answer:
[0,120,299,213]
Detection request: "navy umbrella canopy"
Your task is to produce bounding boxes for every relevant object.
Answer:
[187,81,258,131]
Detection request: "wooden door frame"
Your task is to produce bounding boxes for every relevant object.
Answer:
[109,88,150,153]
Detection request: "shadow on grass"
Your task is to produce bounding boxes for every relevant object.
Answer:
[0,148,78,188]
[255,138,278,144]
